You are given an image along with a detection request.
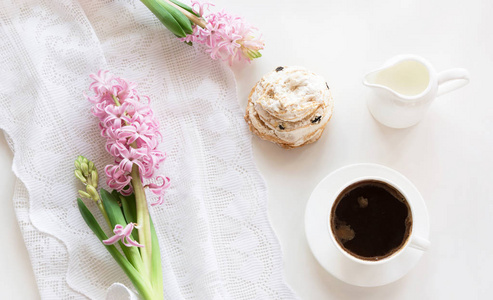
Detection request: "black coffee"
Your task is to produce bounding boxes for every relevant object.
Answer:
[330,180,412,261]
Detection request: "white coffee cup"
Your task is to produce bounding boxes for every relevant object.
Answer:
[328,176,430,265]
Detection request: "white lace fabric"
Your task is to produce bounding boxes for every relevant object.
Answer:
[0,0,296,299]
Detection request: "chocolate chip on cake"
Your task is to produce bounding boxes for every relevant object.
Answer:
[275,66,284,72]
[311,116,322,124]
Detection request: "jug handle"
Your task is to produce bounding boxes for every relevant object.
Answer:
[437,68,470,97]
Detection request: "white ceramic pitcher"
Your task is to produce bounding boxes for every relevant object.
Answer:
[363,54,470,128]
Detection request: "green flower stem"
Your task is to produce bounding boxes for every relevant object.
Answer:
[131,164,153,280]
[112,95,121,106]
[140,0,207,39]
[163,0,206,28]
[150,217,164,299]
[87,177,111,228]
[97,201,112,228]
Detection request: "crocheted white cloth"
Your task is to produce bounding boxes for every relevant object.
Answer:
[0,0,296,298]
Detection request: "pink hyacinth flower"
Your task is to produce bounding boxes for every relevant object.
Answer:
[181,1,264,65]
[146,175,171,206]
[103,223,143,247]
[86,71,171,204]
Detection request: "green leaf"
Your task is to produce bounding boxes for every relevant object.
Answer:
[101,189,126,228]
[120,193,137,224]
[159,0,194,35]
[101,190,145,273]
[77,198,154,299]
[169,0,200,17]
[78,198,109,242]
[140,0,188,37]
[120,193,139,242]
[150,217,164,297]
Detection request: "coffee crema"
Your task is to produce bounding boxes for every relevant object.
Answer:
[330,180,412,261]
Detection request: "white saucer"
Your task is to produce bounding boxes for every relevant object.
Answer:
[304,163,430,287]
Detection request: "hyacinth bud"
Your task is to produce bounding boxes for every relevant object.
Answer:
[81,162,89,177]
[76,155,86,166]
[74,170,87,184]
[75,156,99,179]
[78,190,91,199]
[74,156,101,201]
[86,185,99,201]
[91,170,98,189]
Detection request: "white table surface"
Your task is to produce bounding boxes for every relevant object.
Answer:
[1,0,492,299]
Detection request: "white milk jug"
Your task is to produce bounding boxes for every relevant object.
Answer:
[363,54,469,128]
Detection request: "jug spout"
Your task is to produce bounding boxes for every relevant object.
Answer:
[363,57,432,99]
[362,69,381,87]
[363,68,391,95]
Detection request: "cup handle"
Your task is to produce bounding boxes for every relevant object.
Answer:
[437,68,470,97]
[409,235,430,251]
